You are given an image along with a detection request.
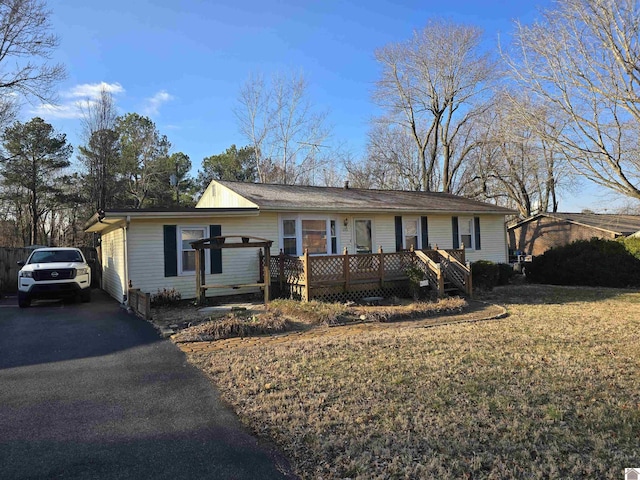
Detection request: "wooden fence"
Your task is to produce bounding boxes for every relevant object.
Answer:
[0,246,100,294]
[128,288,151,320]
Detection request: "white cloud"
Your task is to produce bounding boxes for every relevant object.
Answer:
[30,82,125,119]
[142,90,174,116]
[31,101,86,119]
[64,82,125,99]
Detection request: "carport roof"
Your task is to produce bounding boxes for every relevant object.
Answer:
[84,207,259,233]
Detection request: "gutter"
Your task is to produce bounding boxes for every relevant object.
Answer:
[123,215,130,305]
[259,207,518,215]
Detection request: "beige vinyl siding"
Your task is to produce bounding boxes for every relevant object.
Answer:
[120,211,508,300]
[127,213,279,299]
[101,226,126,302]
[196,181,258,208]
[465,215,508,263]
[317,213,507,261]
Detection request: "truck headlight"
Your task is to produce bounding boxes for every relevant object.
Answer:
[20,271,33,278]
[76,267,90,276]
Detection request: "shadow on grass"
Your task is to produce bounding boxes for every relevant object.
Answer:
[477,282,640,306]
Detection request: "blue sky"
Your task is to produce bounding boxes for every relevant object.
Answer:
[23,0,631,212]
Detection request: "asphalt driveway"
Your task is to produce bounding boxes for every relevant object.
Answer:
[0,290,295,479]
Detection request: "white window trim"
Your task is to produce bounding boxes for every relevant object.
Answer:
[177,226,209,276]
[278,214,340,256]
[458,216,476,251]
[403,216,420,250]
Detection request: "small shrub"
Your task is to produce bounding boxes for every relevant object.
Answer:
[150,287,182,306]
[405,265,426,300]
[526,238,640,287]
[497,263,515,286]
[471,260,500,291]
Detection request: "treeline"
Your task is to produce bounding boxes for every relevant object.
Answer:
[2,0,640,247]
[0,110,267,247]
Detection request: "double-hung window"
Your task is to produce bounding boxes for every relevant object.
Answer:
[404,218,419,251]
[282,219,297,255]
[459,217,473,249]
[452,216,481,250]
[179,226,207,275]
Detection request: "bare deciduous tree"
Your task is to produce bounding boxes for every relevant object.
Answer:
[372,19,496,192]
[506,0,640,200]
[465,92,572,217]
[78,87,119,211]
[0,0,65,106]
[235,71,331,184]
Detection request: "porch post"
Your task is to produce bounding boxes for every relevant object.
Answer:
[264,245,271,304]
[302,248,310,302]
[460,244,466,263]
[279,249,284,289]
[378,246,384,288]
[343,247,350,292]
[195,246,202,305]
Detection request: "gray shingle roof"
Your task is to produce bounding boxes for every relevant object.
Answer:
[217,181,516,215]
[535,212,640,236]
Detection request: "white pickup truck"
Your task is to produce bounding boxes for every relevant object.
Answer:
[17,247,92,308]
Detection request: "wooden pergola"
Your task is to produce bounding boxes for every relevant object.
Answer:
[190,235,273,305]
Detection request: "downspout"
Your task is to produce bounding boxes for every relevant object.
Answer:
[123,216,130,305]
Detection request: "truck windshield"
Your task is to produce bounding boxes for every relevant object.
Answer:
[29,250,83,263]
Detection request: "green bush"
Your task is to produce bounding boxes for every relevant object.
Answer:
[526,238,640,287]
[497,263,515,286]
[471,260,500,291]
[619,236,640,260]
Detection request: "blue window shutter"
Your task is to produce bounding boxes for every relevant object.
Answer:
[210,225,222,274]
[474,216,481,250]
[163,225,177,277]
[452,217,459,249]
[394,216,403,252]
[421,216,429,249]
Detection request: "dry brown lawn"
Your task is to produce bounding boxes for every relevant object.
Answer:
[184,285,640,479]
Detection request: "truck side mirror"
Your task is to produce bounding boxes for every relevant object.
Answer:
[17,260,25,267]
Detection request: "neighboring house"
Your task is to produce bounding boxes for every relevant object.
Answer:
[85,180,515,303]
[508,212,640,256]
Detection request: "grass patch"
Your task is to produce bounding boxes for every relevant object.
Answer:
[186,285,640,479]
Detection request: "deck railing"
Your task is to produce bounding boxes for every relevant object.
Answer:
[261,247,471,301]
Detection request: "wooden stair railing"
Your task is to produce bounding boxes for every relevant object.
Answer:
[435,249,473,297]
[414,250,445,297]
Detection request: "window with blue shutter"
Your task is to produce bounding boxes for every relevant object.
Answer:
[421,216,429,249]
[163,225,177,277]
[394,216,403,252]
[452,217,459,249]
[210,225,222,274]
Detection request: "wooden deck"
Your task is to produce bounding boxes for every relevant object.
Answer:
[261,247,472,302]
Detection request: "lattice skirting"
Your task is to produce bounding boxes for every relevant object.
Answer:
[270,281,305,301]
[270,278,416,303]
[309,281,411,303]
